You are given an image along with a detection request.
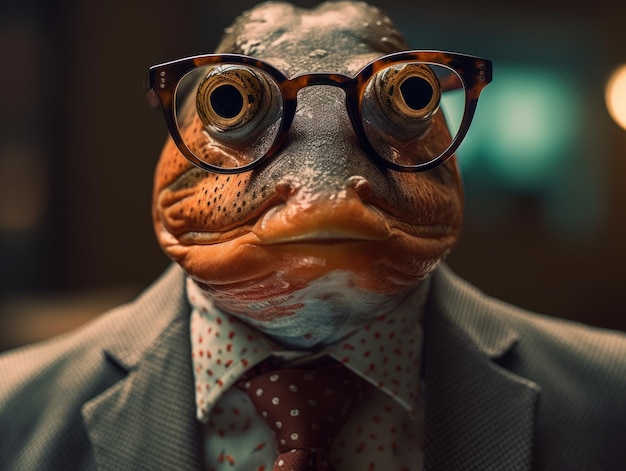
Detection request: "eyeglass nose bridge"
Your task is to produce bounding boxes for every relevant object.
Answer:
[289,72,353,89]
[277,72,361,141]
[280,73,356,105]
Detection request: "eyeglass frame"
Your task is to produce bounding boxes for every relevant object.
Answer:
[146,50,492,174]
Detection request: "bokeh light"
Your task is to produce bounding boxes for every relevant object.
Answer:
[605,65,626,130]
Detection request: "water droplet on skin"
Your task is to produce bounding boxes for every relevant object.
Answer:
[309,49,328,58]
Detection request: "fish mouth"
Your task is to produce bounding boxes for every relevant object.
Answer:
[175,205,391,246]
[250,195,392,245]
[177,225,388,248]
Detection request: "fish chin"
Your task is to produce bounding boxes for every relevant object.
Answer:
[200,270,424,350]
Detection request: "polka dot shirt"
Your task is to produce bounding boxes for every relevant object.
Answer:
[188,278,428,471]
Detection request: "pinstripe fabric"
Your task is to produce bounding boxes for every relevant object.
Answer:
[1,263,626,470]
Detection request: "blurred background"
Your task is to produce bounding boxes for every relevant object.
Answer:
[1,0,625,351]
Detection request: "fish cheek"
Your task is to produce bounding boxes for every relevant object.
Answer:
[153,138,195,194]
[154,142,258,230]
[188,172,257,229]
[388,158,464,240]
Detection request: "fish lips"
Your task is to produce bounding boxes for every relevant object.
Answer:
[251,196,392,245]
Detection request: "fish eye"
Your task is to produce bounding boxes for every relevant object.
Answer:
[373,62,441,126]
[360,61,462,166]
[399,76,435,113]
[173,63,284,169]
[196,65,271,134]
[209,83,245,120]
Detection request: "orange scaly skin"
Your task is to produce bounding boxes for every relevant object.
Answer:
[152,2,463,323]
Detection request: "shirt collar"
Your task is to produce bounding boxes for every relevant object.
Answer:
[187,277,428,422]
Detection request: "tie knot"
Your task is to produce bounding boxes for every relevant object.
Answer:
[241,368,359,452]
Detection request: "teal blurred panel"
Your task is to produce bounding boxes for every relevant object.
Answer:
[477,67,579,188]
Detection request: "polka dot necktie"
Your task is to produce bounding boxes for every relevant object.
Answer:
[241,368,361,470]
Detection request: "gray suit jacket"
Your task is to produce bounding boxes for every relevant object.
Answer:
[1,264,625,470]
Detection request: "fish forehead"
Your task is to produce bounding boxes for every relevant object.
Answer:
[215,1,409,75]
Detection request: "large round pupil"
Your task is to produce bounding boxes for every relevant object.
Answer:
[400,76,434,110]
[210,84,244,119]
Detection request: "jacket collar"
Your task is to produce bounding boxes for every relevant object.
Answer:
[422,264,540,470]
[81,265,204,470]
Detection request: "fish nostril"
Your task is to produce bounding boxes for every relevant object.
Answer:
[346,175,373,200]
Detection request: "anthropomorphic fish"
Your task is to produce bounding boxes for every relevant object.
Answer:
[150,1,489,347]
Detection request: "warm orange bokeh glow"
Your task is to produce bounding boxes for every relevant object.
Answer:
[606,65,626,131]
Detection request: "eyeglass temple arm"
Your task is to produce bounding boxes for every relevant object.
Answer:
[145,67,166,110]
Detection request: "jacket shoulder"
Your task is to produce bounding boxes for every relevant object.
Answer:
[430,264,626,469]
[432,264,626,369]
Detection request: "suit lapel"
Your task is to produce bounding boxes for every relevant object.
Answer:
[81,265,203,470]
[422,265,540,470]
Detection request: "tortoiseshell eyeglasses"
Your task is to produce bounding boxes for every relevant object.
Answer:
[146,50,492,174]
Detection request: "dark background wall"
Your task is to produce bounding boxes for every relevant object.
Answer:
[1,0,625,350]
